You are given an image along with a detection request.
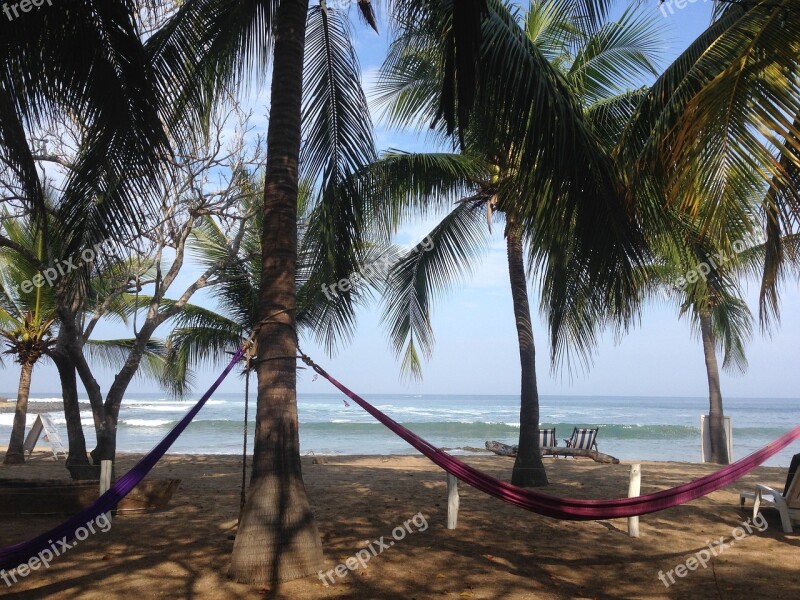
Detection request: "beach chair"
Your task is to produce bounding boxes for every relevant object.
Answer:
[537,428,557,448]
[739,453,800,533]
[564,427,599,452]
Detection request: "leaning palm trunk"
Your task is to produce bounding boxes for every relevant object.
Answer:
[4,360,34,465]
[229,0,324,585]
[700,311,729,464]
[506,218,547,487]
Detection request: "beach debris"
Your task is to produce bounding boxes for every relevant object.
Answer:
[484,440,620,464]
[460,446,491,453]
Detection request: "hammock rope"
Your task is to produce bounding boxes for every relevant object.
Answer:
[298,351,800,521]
[0,345,247,572]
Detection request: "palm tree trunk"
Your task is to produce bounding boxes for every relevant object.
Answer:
[506,217,548,487]
[700,311,729,464]
[229,0,323,585]
[4,361,34,465]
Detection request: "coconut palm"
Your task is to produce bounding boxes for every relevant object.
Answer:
[0,217,56,464]
[646,213,800,465]
[617,0,800,462]
[368,0,660,486]
[643,223,755,466]
[145,0,631,582]
[149,175,395,398]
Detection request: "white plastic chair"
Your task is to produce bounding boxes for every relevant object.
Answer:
[740,469,800,533]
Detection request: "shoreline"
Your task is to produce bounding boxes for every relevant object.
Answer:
[1,396,796,465]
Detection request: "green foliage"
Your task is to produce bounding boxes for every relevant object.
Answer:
[375,0,665,376]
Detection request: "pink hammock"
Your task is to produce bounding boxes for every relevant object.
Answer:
[303,356,800,520]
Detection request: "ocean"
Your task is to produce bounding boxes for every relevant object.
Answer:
[2,393,799,466]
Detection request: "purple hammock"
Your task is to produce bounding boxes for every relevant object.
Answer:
[306,359,800,521]
[0,347,245,572]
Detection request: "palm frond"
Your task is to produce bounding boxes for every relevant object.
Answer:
[381,199,489,379]
[161,311,245,396]
[83,338,170,387]
[302,4,376,186]
[363,150,488,230]
[2,0,169,240]
[566,5,663,106]
[146,0,279,141]
[621,3,799,240]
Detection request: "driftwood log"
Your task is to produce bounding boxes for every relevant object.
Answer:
[485,441,620,464]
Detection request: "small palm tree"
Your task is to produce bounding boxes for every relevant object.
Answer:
[0,312,56,464]
[0,216,57,464]
[646,226,800,464]
[644,244,752,465]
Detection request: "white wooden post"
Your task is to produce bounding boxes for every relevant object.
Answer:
[100,460,113,522]
[628,463,641,538]
[446,473,459,530]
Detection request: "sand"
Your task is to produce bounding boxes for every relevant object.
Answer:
[0,452,798,599]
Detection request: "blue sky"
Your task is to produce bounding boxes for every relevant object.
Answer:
[5,1,800,400]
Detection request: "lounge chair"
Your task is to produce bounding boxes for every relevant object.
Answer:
[564,427,599,452]
[538,428,557,448]
[739,452,800,533]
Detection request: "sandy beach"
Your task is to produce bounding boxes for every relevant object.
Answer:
[0,451,797,599]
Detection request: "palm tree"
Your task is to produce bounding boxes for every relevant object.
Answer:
[0,217,56,464]
[1,0,627,584]
[0,213,56,464]
[147,0,390,580]
[644,228,755,465]
[370,0,660,486]
[152,175,394,398]
[646,219,800,465]
[617,1,800,462]
[0,311,55,464]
